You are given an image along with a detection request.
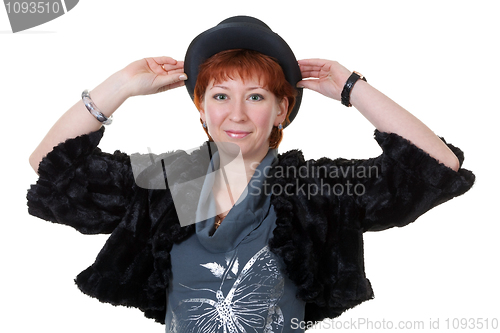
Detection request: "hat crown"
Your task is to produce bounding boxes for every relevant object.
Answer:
[217,15,271,30]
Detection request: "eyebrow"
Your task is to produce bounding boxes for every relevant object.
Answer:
[211,85,268,91]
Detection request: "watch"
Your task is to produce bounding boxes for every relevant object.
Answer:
[341,71,367,107]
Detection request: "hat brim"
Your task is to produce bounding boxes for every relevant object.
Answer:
[184,18,302,127]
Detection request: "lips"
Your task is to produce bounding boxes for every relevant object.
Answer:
[225,130,250,139]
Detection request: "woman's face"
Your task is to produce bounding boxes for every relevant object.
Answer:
[200,76,288,162]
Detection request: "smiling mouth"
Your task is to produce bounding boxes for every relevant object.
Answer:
[225,130,250,139]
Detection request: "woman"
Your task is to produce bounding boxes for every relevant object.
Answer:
[27,16,474,332]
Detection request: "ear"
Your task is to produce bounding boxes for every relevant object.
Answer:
[274,97,289,126]
[199,107,206,123]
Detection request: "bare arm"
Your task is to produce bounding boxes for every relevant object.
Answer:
[29,56,187,174]
[297,59,460,171]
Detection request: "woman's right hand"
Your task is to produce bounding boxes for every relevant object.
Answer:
[29,56,187,174]
[121,56,187,97]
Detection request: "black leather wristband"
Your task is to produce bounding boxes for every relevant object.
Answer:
[341,71,367,107]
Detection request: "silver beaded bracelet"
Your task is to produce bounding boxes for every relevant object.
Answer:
[81,89,113,125]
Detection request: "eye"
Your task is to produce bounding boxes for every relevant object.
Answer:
[213,93,228,101]
[249,94,264,101]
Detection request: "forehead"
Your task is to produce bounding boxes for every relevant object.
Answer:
[207,72,267,89]
[208,63,272,83]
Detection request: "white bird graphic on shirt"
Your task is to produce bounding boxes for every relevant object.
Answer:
[170,245,285,333]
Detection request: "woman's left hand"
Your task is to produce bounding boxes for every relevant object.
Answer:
[297,60,460,171]
[297,59,351,101]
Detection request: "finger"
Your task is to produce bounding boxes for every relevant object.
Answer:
[157,80,185,93]
[296,79,321,92]
[165,68,186,75]
[161,66,185,74]
[152,56,178,65]
[298,58,328,67]
[148,57,182,75]
[146,58,170,74]
[299,65,323,73]
[299,69,322,78]
[154,72,188,90]
[161,62,185,73]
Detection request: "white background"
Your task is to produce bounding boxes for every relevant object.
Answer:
[1,0,498,332]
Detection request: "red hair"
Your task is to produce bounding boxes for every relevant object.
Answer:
[194,49,297,148]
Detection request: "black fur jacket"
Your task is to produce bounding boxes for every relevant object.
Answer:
[27,127,474,326]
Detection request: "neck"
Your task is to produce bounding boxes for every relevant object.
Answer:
[213,147,269,214]
[218,148,268,183]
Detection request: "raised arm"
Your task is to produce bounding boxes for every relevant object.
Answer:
[297,59,459,171]
[29,56,187,174]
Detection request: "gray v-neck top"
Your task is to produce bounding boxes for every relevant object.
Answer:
[195,148,278,253]
[166,148,306,333]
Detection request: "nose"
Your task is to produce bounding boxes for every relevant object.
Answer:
[229,99,248,122]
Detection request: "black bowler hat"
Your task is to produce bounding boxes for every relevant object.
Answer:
[184,16,303,127]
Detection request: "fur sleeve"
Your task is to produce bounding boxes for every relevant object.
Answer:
[358,130,475,231]
[305,130,475,232]
[27,127,136,234]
